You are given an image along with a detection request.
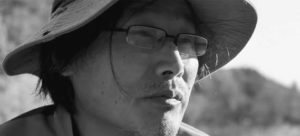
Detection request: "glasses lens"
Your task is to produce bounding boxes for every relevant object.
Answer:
[127,26,165,49]
[177,34,208,57]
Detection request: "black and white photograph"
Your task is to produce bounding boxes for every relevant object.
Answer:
[0,0,299,136]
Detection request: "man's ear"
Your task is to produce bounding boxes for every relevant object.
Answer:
[51,54,75,77]
[61,65,75,76]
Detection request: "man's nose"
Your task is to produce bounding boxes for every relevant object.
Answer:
[154,40,184,79]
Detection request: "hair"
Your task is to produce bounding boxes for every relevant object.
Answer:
[38,1,138,113]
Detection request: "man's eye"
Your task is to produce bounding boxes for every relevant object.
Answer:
[133,30,155,37]
[178,37,196,47]
[179,44,195,53]
[127,31,157,49]
[180,39,193,45]
[136,31,157,40]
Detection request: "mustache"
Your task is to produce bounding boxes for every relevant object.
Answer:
[138,79,190,95]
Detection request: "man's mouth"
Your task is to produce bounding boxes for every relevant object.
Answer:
[146,91,182,100]
[142,90,183,108]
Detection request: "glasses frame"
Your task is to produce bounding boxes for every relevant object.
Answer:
[109,25,208,57]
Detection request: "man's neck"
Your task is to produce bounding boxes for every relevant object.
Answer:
[72,105,139,136]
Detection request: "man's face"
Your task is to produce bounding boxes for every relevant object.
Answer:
[68,0,199,136]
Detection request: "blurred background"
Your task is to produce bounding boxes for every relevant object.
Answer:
[0,0,299,136]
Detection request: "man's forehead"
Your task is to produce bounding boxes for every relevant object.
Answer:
[120,0,194,27]
[130,0,191,16]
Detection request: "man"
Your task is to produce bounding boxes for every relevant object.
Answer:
[0,0,257,136]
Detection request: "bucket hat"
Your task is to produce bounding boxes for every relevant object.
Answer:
[2,0,257,77]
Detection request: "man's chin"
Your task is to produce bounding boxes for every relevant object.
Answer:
[131,100,185,136]
[159,118,181,136]
[137,113,182,136]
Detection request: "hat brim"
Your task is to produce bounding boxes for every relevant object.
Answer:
[2,0,257,77]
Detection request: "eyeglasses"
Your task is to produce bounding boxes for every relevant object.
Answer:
[112,25,208,58]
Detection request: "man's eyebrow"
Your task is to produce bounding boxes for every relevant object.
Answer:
[139,10,196,32]
[141,3,195,24]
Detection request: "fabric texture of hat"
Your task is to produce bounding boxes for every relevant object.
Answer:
[2,0,257,77]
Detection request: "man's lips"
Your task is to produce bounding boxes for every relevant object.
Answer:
[138,79,186,108]
[141,89,183,108]
[143,90,182,101]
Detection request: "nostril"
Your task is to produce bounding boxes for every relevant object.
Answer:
[162,71,173,76]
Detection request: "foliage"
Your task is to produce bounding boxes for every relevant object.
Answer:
[184,68,300,136]
[0,0,50,56]
[0,0,51,122]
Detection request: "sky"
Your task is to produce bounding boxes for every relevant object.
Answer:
[224,0,300,88]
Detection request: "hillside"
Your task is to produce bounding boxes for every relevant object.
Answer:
[184,68,300,136]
